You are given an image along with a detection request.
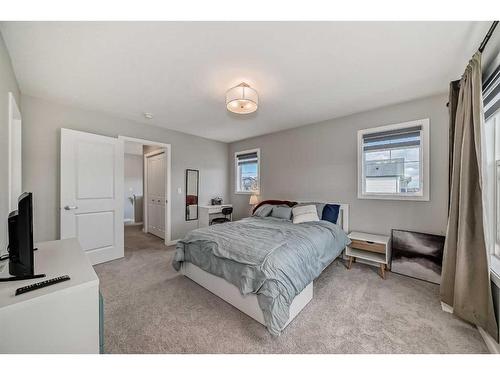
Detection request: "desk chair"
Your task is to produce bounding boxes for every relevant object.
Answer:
[211,207,233,225]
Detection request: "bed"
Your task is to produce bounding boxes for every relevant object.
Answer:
[172,202,350,335]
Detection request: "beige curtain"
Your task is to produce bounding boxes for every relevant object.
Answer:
[441,52,498,341]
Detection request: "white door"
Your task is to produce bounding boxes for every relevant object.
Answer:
[60,128,124,265]
[146,151,166,239]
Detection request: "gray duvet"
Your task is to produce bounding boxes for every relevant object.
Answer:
[172,216,350,335]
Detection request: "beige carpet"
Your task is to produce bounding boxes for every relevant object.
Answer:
[94,226,488,354]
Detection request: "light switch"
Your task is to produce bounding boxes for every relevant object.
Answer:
[177,187,182,194]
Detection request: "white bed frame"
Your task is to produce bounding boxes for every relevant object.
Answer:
[181,202,349,330]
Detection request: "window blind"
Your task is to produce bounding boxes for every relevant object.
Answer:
[236,151,258,164]
[484,64,500,120]
[362,125,422,152]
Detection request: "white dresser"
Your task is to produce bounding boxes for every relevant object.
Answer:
[198,204,232,228]
[0,238,100,353]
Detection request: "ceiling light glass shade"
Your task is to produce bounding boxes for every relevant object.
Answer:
[226,82,258,114]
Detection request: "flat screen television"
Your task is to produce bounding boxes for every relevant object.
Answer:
[0,192,45,281]
[9,192,35,276]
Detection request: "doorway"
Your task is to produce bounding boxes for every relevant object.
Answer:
[119,136,172,246]
[145,149,166,239]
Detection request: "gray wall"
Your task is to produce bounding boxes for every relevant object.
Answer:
[21,94,229,242]
[229,93,449,236]
[0,33,20,252]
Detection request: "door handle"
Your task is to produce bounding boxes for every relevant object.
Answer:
[64,205,78,210]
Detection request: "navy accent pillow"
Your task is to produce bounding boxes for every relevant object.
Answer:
[322,204,340,224]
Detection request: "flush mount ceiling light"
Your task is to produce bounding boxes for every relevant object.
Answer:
[226,82,258,114]
[143,112,154,120]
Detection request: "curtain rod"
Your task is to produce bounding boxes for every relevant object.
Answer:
[478,21,499,53]
[445,21,499,107]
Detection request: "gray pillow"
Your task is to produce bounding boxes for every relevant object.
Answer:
[253,204,273,217]
[271,205,292,220]
[295,202,325,218]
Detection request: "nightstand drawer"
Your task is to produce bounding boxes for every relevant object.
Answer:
[350,239,386,254]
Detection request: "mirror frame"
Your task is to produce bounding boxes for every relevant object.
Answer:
[185,169,199,221]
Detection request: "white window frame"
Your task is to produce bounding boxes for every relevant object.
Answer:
[235,148,260,195]
[357,118,430,201]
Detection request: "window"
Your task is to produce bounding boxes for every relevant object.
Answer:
[235,149,260,194]
[358,119,430,200]
[484,64,500,259]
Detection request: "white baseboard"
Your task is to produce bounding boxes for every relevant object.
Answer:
[441,303,498,354]
[478,326,500,354]
[441,302,454,313]
[167,239,179,246]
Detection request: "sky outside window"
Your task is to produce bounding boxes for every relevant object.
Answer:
[365,146,420,190]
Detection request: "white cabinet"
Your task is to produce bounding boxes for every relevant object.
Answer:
[0,238,100,353]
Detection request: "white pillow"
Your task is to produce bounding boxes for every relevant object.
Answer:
[292,205,319,224]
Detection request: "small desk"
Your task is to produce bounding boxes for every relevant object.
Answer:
[198,204,232,228]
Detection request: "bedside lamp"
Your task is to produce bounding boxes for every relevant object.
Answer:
[249,194,259,215]
[249,194,259,206]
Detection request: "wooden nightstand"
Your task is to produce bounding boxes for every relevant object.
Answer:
[346,231,391,279]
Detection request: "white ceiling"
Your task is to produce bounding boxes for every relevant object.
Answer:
[0,21,491,143]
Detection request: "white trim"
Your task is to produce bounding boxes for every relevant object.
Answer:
[118,136,172,246]
[478,326,500,354]
[167,239,179,246]
[234,148,260,195]
[441,302,500,354]
[357,118,430,201]
[440,301,454,313]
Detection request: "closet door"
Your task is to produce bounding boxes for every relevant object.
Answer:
[146,151,166,239]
